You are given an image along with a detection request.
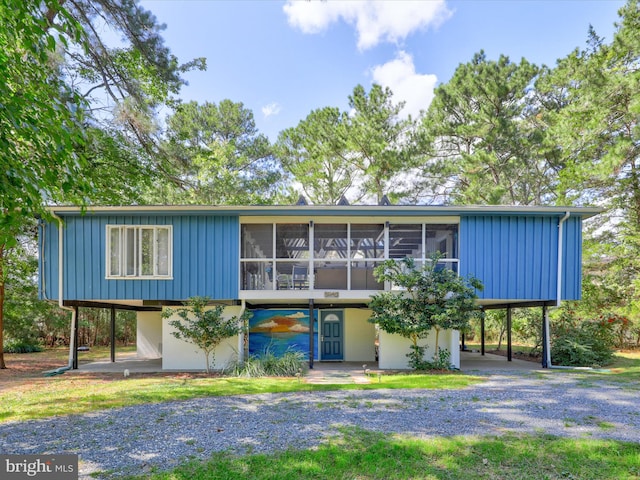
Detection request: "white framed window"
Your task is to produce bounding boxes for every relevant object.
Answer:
[106,225,172,279]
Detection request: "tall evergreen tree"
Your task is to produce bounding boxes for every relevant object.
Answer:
[151,100,291,205]
[537,0,640,324]
[416,52,556,205]
[276,84,417,204]
[347,84,418,204]
[276,107,354,205]
[48,0,206,200]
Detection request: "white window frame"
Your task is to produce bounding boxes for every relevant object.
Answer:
[106,225,173,279]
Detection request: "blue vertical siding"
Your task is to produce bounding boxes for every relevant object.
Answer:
[40,214,239,301]
[40,210,585,303]
[39,220,60,301]
[460,215,583,301]
[562,216,582,300]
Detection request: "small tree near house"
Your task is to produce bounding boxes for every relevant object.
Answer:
[369,255,483,370]
[162,297,247,373]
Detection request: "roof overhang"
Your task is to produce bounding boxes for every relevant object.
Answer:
[46,204,603,219]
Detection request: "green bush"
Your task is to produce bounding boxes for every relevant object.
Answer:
[406,345,453,371]
[3,340,43,354]
[551,310,616,367]
[430,348,453,370]
[599,312,634,349]
[229,347,308,377]
[406,344,429,370]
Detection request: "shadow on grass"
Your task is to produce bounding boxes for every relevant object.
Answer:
[132,427,640,480]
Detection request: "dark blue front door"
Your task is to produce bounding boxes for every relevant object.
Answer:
[321,310,343,360]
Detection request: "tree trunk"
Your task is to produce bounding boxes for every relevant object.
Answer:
[92,311,99,347]
[496,324,506,351]
[434,327,440,360]
[205,349,214,374]
[0,243,6,369]
[44,0,66,27]
[628,153,640,230]
[80,323,86,347]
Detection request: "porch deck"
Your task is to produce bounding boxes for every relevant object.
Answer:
[75,351,541,377]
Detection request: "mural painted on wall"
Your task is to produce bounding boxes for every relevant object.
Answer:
[249,309,318,359]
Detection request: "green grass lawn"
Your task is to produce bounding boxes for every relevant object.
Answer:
[2,347,639,423]
[579,349,640,384]
[50,344,138,363]
[608,349,640,368]
[0,346,483,423]
[0,373,486,423]
[126,427,640,480]
[4,348,640,479]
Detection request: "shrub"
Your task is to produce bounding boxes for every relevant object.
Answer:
[551,310,616,367]
[406,344,429,370]
[598,313,632,349]
[162,297,247,374]
[431,348,453,370]
[369,255,483,370]
[406,345,453,371]
[229,347,307,377]
[3,340,43,354]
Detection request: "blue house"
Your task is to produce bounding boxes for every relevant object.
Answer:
[39,204,599,370]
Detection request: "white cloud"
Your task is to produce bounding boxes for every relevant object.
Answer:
[283,0,452,50]
[288,324,310,332]
[257,320,279,329]
[371,51,437,119]
[262,102,282,118]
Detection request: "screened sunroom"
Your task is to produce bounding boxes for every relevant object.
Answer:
[240,221,459,292]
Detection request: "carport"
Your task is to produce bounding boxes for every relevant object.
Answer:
[461,301,556,370]
[64,300,162,369]
[460,351,541,372]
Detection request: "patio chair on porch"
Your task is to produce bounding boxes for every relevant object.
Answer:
[291,265,309,289]
[277,274,291,289]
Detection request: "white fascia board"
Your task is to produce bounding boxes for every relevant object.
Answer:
[46,204,603,218]
[239,215,461,224]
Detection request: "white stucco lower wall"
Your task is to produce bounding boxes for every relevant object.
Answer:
[378,329,460,369]
[343,309,376,362]
[449,330,460,369]
[136,311,162,358]
[162,305,243,371]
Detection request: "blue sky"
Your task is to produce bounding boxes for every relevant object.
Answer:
[141,0,626,140]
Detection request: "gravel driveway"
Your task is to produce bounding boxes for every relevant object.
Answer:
[1,371,639,478]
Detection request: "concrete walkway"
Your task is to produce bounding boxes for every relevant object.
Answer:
[74,352,542,381]
[305,362,375,384]
[460,350,542,372]
[78,355,162,374]
[77,358,375,383]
